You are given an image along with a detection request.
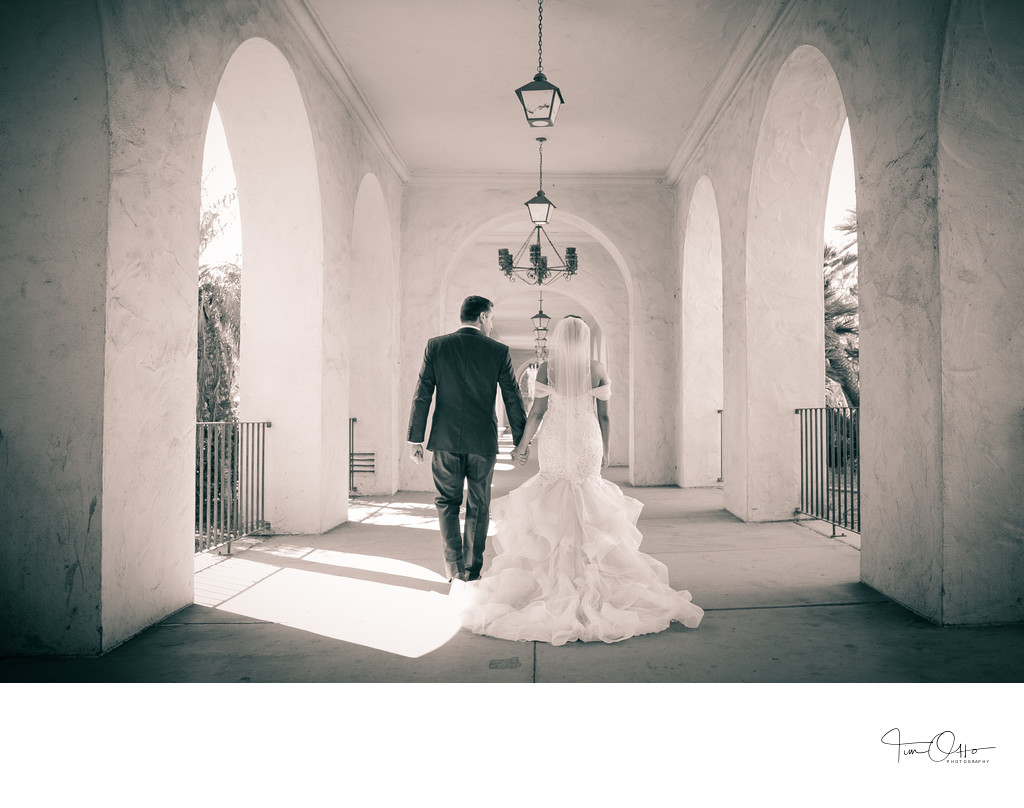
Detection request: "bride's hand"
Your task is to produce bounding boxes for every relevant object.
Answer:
[601,452,610,469]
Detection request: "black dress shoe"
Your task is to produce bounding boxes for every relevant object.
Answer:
[465,571,481,582]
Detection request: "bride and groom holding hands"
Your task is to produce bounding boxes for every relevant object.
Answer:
[408,295,702,646]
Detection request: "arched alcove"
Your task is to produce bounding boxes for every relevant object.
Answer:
[434,212,632,470]
[732,45,848,521]
[679,175,724,487]
[507,291,606,432]
[350,173,399,494]
[214,38,329,533]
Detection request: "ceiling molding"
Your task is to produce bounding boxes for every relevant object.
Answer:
[284,0,411,183]
[407,172,667,188]
[665,0,796,187]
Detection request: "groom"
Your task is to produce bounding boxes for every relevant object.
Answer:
[408,295,527,582]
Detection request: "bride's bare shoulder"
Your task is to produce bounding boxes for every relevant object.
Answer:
[590,360,609,387]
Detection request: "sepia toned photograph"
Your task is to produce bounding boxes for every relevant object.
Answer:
[1,0,1021,800]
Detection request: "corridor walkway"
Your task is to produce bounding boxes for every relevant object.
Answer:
[3,442,1023,684]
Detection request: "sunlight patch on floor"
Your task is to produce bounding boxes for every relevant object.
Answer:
[214,566,463,658]
[347,500,439,531]
[195,557,282,608]
[302,548,446,583]
[255,543,318,559]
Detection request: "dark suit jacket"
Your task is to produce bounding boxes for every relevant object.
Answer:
[408,327,527,455]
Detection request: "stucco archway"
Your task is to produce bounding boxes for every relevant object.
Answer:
[731,45,847,521]
[214,38,330,533]
[437,211,632,470]
[509,290,607,418]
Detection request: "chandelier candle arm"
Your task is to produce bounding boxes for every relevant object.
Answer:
[498,226,578,286]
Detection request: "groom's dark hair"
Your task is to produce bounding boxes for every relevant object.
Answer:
[461,295,493,323]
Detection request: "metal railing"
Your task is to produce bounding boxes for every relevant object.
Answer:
[196,420,271,554]
[795,407,860,534]
[348,417,375,493]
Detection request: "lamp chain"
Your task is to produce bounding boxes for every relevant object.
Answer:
[537,0,544,75]
[538,139,544,191]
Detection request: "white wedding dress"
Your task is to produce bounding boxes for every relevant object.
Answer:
[461,381,703,645]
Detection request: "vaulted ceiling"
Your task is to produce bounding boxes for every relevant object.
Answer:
[301,0,775,347]
[304,0,768,180]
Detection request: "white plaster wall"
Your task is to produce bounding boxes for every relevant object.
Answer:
[674,0,953,620]
[301,47,405,535]
[834,4,950,620]
[936,0,1024,624]
[1,0,404,653]
[678,176,724,487]
[558,185,677,486]
[349,173,400,495]
[0,2,108,654]
[96,1,213,650]
[217,38,327,535]
[744,45,843,522]
[95,0,404,638]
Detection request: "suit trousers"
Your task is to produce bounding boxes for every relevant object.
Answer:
[431,449,496,580]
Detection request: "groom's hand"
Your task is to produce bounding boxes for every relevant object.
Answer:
[514,444,529,465]
[409,443,425,464]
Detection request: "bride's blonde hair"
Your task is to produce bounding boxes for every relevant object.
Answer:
[548,315,591,400]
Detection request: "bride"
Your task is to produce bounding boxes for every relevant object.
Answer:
[460,315,703,645]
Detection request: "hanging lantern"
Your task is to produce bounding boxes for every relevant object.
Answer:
[531,294,551,333]
[516,74,563,128]
[524,138,555,225]
[515,0,563,128]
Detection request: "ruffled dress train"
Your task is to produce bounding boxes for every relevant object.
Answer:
[460,382,703,645]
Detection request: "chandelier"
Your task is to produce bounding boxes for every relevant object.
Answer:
[515,0,563,128]
[498,139,578,285]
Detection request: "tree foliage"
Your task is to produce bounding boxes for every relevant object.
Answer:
[197,180,241,422]
[823,210,859,407]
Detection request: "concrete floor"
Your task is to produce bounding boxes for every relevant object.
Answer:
[3,448,1024,684]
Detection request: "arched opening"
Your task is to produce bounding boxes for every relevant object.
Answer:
[198,104,242,425]
[736,44,847,521]
[823,120,859,410]
[349,174,399,495]
[213,38,329,534]
[505,288,607,423]
[678,175,724,487]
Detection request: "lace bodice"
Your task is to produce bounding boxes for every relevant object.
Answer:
[534,381,610,485]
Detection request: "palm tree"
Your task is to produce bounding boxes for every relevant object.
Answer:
[197,262,240,422]
[823,210,859,407]
[197,182,241,422]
